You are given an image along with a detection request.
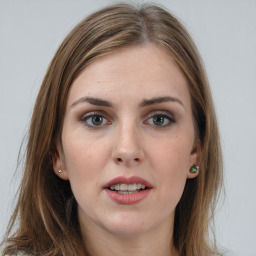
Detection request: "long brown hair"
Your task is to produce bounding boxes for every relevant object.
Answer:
[1,3,223,256]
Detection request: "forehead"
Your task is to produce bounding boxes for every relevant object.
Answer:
[68,44,190,107]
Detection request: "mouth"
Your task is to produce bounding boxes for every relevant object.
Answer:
[108,183,147,194]
[104,176,152,204]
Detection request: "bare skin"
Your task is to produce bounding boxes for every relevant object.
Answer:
[53,44,199,256]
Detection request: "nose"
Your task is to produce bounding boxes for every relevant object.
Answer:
[112,124,145,167]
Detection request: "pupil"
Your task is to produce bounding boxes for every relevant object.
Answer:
[153,116,164,125]
[92,116,103,125]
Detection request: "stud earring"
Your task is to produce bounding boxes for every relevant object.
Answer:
[190,165,199,173]
[58,170,62,174]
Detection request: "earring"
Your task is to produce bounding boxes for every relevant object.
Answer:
[190,165,199,173]
[58,170,62,173]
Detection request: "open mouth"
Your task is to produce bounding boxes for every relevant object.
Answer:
[104,176,152,204]
[103,176,153,205]
[108,183,148,195]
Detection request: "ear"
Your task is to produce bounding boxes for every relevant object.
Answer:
[52,143,69,180]
[187,141,201,179]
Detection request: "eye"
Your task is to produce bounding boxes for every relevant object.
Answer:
[145,112,175,127]
[81,112,110,128]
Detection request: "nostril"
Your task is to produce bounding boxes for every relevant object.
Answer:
[116,157,139,163]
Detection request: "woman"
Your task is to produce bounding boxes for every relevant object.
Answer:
[1,3,223,256]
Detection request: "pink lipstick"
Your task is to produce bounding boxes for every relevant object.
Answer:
[104,176,152,205]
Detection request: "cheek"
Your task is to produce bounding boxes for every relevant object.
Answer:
[62,138,108,215]
[150,134,193,174]
[62,133,110,187]
[148,135,193,204]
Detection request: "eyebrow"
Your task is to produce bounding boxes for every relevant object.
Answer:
[139,96,184,108]
[71,97,113,108]
[71,96,184,108]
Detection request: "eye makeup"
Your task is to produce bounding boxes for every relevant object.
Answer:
[79,111,112,129]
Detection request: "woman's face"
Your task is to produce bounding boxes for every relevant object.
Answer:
[54,44,199,237]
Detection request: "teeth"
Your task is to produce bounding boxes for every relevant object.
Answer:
[109,183,146,191]
[118,191,138,195]
[119,184,128,190]
[128,184,136,191]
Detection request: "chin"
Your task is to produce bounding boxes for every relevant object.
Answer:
[107,223,148,237]
[102,211,158,237]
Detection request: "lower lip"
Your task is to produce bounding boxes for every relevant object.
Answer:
[105,189,151,205]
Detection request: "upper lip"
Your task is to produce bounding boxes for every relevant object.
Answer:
[104,176,153,189]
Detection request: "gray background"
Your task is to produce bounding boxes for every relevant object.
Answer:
[0,0,256,255]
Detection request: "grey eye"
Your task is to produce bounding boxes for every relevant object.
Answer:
[91,116,104,126]
[153,115,166,126]
[147,114,174,127]
[82,114,109,127]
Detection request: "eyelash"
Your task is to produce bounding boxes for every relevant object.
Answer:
[80,112,111,128]
[144,111,175,128]
[80,111,175,129]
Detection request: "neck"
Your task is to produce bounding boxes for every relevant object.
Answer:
[80,216,179,256]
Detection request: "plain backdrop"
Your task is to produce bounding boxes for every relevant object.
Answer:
[0,0,255,255]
